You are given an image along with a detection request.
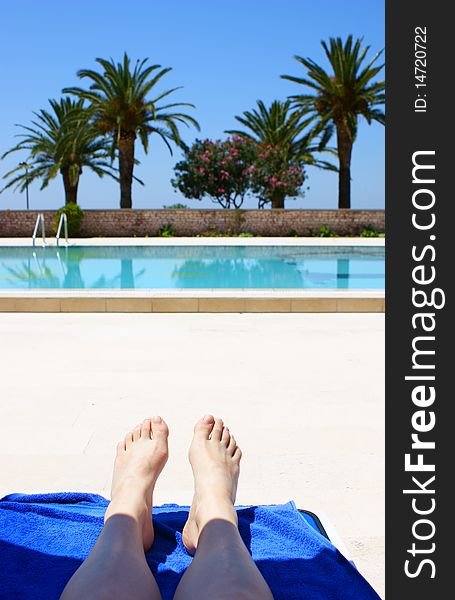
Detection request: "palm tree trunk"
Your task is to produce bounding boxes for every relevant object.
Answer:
[271,190,285,209]
[118,131,136,209]
[61,168,79,205]
[336,122,353,209]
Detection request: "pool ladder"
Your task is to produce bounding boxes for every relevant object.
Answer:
[32,212,68,246]
[56,212,68,246]
[32,213,46,246]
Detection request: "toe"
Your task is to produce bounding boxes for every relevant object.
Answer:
[194,414,215,440]
[133,424,141,442]
[211,418,224,441]
[116,441,125,455]
[233,446,242,463]
[141,418,152,440]
[221,426,231,446]
[228,435,236,455]
[125,431,133,449]
[151,416,169,440]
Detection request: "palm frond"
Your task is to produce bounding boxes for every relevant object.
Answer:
[1,97,117,196]
[281,35,385,139]
[64,53,199,155]
[226,99,334,169]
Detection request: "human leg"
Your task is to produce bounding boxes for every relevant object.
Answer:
[60,416,168,600]
[174,415,274,600]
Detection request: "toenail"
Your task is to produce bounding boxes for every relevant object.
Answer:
[203,414,213,423]
[152,416,162,423]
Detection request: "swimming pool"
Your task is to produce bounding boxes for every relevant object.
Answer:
[0,245,384,289]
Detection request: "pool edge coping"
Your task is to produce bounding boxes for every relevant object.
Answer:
[0,236,385,247]
[0,290,385,313]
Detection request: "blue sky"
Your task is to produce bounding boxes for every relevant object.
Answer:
[0,0,384,211]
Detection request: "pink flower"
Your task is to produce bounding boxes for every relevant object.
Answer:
[199,168,205,174]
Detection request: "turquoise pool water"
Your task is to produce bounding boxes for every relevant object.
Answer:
[0,245,384,289]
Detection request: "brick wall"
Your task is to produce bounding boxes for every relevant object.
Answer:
[0,209,385,237]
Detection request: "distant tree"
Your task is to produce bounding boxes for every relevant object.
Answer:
[226,100,335,208]
[63,53,199,208]
[163,203,189,209]
[172,137,256,209]
[281,36,385,208]
[1,98,115,204]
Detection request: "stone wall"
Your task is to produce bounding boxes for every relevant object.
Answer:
[0,209,385,237]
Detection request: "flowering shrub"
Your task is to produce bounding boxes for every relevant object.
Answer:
[172,137,256,208]
[249,144,306,208]
[172,136,306,208]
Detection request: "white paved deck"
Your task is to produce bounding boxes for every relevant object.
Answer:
[0,313,384,596]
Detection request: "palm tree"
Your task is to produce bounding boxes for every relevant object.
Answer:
[63,53,199,209]
[226,100,335,208]
[281,36,385,208]
[1,98,116,204]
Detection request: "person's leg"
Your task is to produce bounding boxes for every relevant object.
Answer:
[174,415,274,600]
[60,416,169,600]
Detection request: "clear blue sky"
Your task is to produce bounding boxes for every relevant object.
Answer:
[0,0,384,211]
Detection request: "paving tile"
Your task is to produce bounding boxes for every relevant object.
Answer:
[337,298,384,312]
[152,298,199,312]
[106,298,152,312]
[198,298,246,312]
[0,298,16,312]
[14,298,61,312]
[291,298,338,312]
[60,298,106,312]
[243,298,291,312]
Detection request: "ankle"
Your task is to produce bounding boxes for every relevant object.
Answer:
[106,490,149,521]
[195,495,238,529]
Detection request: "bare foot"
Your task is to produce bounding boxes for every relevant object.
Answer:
[105,416,169,551]
[182,415,242,554]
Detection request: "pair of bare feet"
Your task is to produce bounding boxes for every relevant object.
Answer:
[105,414,242,555]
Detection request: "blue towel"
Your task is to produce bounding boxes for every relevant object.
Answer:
[0,493,380,600]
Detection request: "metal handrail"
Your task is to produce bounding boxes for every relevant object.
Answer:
[56,212,68,246]
[32,213,46,246]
